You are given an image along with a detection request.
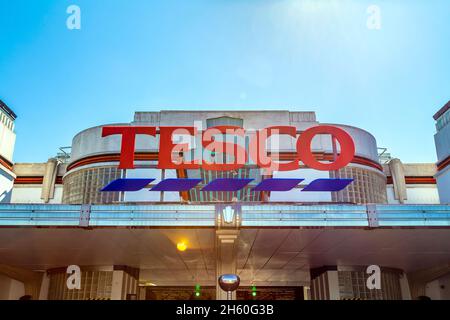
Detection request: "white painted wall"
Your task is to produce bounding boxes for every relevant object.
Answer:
[39,273,50,300]
[399,273,412,300]
[324,124,379,162]
[8,279,25,300]
[425,280,442,300]
[123,167,179,202]
[111,271,124,300]
[426,273,450,300]
[434,121,450,162]
[269,168,332,202]
[387,185,440,204]
[436,166,450,204]
[0,166,14,204]
[0,274,25,300]
[327,271,341,300]
[10,185,63,204]
[0,119,16,162]
[124,168,161,202]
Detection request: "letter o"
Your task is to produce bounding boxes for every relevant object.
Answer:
[297,125,355,171]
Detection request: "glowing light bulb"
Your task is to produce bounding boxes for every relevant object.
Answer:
[177,241,187,251]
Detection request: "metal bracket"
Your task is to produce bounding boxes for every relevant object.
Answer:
[80,204,91,227]
[366,204,379,228]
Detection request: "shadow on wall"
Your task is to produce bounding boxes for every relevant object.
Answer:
[0,190,12,203]
[0,168,13,203]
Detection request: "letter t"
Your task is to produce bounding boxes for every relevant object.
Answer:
[102,126,156,169]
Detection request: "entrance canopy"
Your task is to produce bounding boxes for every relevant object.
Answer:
[0,204,449,286]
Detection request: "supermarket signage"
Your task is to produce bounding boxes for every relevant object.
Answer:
[101,125,355,172]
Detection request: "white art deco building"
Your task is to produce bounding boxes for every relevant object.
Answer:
[0,107,449,300]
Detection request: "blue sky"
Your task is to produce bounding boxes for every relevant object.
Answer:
[0,0,449,163]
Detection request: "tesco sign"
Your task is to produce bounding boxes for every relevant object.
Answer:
[101,125,355,173]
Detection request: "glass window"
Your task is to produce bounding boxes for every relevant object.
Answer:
[62,166,122,204]
[436,108,450,131]
[206,116,244,128]
[331,167,387,204]
[48,271,113,300]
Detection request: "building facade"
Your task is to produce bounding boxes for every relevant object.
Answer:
[0,100,16,204]
[0,108,449,301]
[8,110,441,206]
[63,111,387,205]
[434,101,450,204]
